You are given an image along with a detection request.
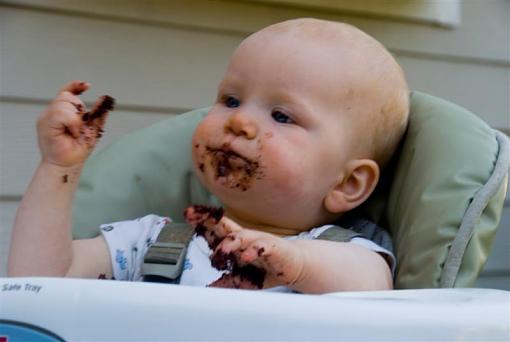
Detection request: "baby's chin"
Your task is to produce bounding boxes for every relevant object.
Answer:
[194,184,327,236]
[192,158,265,215]
[194,144,264,192]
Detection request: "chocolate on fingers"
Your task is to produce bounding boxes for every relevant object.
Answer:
[184,205,225,249]
[82,95,115,125]
[78,95,115,146]
[183,205,267,289]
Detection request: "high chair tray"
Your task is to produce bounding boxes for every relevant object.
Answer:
[1,277,508,341]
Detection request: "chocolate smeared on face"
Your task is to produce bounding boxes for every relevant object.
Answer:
[204,145,263,191]
[183,205,267,289]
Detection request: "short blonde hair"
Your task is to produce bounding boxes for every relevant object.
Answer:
[370,68,410,169]
[331,21,410,170]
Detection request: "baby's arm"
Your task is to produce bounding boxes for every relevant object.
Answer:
[217,227,393,293]
[8,81,113,278]
[288,239,393,293]
[185,207,392,293]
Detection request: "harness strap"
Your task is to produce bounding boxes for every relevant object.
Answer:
[142,222,194,280]
[316,226,363,242]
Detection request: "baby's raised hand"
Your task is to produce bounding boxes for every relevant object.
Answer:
[184,205,305,290]
[37,80,115,168]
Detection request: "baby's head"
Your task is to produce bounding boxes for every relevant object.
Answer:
[192,18,409,233]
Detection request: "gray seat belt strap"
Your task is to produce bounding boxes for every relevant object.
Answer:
[317,225,363,242]
[141,222,194,280]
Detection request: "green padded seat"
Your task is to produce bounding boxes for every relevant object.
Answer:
[73,91,509,289]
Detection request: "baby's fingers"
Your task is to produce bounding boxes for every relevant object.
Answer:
[216,216,243,238]
[59,80,90,96]
[84,95,115,125]
[239,236,277,264]
[76,95,114,144]
[52,93,87,117]
[62,112,83,139]
[215,227,254,256]
[213,229,270,267]
[184,206,243,249]
[184,205,225,248]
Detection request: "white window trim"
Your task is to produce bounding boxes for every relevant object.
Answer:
[246,0,461,28]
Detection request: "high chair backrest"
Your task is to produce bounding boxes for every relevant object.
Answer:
[73,91,509,289]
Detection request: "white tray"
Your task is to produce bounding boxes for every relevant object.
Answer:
[1,277,509,341]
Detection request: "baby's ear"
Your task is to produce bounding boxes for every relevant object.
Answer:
[324,159,380,214]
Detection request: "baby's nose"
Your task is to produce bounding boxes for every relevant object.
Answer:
[225,112,259,139]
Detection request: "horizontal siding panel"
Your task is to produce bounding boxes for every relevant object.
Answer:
[0,200,18,277]
[397,56,510,131]
[251,0,461,27]
[1,0,509,63]
[0,8,508,131]
[0,6,236,109]
[482,204,510,273]
[475,274,510,291]
[0,101,177,196]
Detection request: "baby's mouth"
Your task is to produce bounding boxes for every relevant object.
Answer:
[205,146,262,191]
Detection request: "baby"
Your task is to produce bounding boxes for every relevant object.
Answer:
[8,18,409,293]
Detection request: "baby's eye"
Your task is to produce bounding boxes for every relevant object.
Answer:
[271,110,294,124]
[224,96,240,108]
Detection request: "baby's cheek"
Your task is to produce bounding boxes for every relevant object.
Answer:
[191,143,205,174]
[191,118,218,165]
[263,154,310,195]
[259,137,308,186]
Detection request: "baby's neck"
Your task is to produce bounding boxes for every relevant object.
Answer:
[224,208,304,237]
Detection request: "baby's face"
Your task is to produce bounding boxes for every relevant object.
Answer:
[191,28,366,231]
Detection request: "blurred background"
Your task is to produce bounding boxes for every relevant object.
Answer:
[0,0,508,288]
